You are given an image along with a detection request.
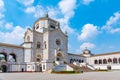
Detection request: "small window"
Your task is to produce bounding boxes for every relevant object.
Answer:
[36,24,39,30]
[37,42,41,48]
[50,25,55,29]
[56,39,61,46]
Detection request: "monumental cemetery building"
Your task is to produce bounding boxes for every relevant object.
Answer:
[0,14,120,72]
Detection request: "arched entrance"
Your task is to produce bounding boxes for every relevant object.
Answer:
[1,65,7,72]
[107,65,111,70]
[9,53,17,62]
[37,64,42,72]
[0,53,7,62]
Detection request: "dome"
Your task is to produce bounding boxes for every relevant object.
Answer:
[82,47,91,54]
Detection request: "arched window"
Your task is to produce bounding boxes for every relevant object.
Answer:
[99,59,102,64]
[103,59,107,64]
[37,42,41,48]
[74,59,76,62]
[36,54,41,62]
[56,39,61,46]
[56,53,62,61]
[113,58,117,64]
[108,58,112,63]
[70,59,73,63]
[94,60,98,64]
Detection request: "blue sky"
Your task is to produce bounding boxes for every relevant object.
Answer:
[0,0,120,54]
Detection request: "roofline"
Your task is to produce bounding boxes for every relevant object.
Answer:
[34,17,58,26]
[91,52,120,57]
[67,53,85,57]
[0,42,24,48]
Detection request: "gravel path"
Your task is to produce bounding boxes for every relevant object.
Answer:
[0,71,120,80]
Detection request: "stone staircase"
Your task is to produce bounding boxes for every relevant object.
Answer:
[53,64,73,71]
[68,63,94,72]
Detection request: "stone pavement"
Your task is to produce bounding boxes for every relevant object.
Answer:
[0,71,120,80]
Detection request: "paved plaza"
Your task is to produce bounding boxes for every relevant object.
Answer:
[0,71,120,80]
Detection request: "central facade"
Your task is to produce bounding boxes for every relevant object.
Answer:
[22,14,68,72]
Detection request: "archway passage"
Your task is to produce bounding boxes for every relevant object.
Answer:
[37,64,42,72]
[0,53,7,62]
[1,65,7,72]
[9,53,17,62]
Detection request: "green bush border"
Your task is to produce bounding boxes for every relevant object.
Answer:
[52,70,80,74]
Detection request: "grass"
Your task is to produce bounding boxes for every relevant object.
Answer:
[96,69,108,72]
[52,71,80,74]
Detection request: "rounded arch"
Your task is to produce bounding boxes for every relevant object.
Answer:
[57,53,62,57]
[56,39,61,46]
[73,59,76,62]
[113,58,117,64]
[56,53,62,61]
[108,58,112,63]
[0,52,7,62]
[36,54,41,62]
[9,53,17,62]
[99,59,102,64]
[70,59,73,63]
[94,60,98,64]
[103,59,107,64]
[1,65,7,72]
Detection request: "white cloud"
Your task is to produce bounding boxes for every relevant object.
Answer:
[102,12,120,33]
[58,0,76,16]
[76,42,95,53]
[57,0,77,34]
[0,0,4,10]
[0,0,5,19]
[82,0,94,5]
[0,26,27,44]
[78,24,99,41]
[25,6,35,13]
[17,0,34,6]
[5,22,13,30]
[23,0,76,34]
[34,5,45,18]
[25,5,45,18]
[80,42,95,50]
